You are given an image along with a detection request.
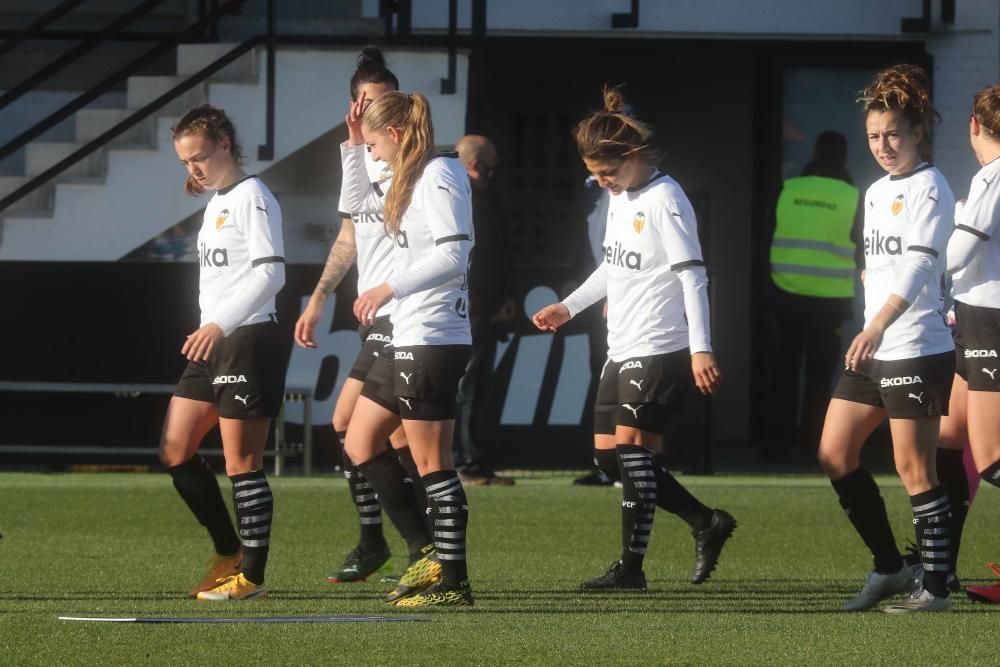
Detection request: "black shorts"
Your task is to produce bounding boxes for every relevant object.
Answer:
[174,321,286,419]
[954,301,1000,392]
[348,316,394,382]
[594,349,691,435]
[360,344,470,421]
[831,351,954,419]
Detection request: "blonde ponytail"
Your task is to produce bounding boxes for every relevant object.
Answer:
[362,91,435,235]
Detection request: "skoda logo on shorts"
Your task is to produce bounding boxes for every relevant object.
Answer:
[213,374,248,384]
[455,297,468,319]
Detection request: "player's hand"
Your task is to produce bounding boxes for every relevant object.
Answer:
[845,325,883,372]
[294,296,324,349]
[346,90,370,146]
[602,300,608,320]
[182,323,224,363]
[532,303,571,332]
[692,351,721,395]
[354,282,394,325]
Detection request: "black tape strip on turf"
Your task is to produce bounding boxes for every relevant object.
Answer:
[58,615,430,624]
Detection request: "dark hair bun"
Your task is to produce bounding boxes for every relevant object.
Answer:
[602,85,627,114]
[358,45,387,69]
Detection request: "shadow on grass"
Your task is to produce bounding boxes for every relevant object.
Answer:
[3,582,995,616]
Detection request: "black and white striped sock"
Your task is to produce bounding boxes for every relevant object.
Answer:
[423,470,469,587]
[617,445,657,572]
[230,469,273,585]
[910,486,951,598]
[339,433,384,549]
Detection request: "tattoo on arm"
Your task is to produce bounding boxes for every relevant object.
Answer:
[315,218,357,297]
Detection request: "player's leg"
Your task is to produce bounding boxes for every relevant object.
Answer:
[197,321,285,601]
[347,394,435,604]
[393,345,474,608]
[197,416,273,600]
[819,392,913,611]
[936,372,969,590]
[883,414,953,613]
[327,376,390,583]
[880,351,955,613]
[159,393,242,598]
[964,389,1000,603]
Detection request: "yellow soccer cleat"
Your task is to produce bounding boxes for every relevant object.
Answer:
[395,580,474,608]
[385,546,441,605]
[196,573,268,601]
[188,550,243,598]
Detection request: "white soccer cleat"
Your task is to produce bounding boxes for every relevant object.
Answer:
[842,567,918,611]
[883,587,953,613]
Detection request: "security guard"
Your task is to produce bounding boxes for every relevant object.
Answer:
[764,131,861,462]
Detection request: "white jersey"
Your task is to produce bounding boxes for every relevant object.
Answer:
[862,164,954,360]
[338,146,395,318]
[952,158,1000,308]
[564,171,711,361]
[198,175,285,334]
[384,154,474,347]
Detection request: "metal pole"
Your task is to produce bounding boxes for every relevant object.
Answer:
[257,0,276,160]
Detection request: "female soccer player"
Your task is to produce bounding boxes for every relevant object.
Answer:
[293,46,426,584]
[341,91,475,607]
[818,64,956,613]
[533,87,734,590]
[159,105,285,600]
[939,83,1000,604]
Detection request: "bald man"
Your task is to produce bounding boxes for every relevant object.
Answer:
[453,135,515,485]
[456,135,497,188]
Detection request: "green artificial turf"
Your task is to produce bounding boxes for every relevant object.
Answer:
[0,472,997,665]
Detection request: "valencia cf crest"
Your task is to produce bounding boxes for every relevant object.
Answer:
[633,212,646,233]
[890,195,904,217]
[215,208,230,229]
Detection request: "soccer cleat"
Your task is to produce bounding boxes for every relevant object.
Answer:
[842,567,918,611]
[572,470,616,486]
[883,587,953,613]
[902,542,961,592]
[966,562,1000,604]
[385,546,441,605]
[580,560,647,590]
[690,509,737,584]
[188,550,243,598]
[394,580,474,607]
[326,542,391,583]
[196,573,267,600]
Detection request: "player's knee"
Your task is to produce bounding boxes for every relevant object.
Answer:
[158,437,187,468]
[893,455,932,491]
[817,444,851,478]
[331,411,351,434]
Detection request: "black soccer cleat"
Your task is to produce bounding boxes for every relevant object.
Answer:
[690,509,737,584]
[326,541,391,583]
[581,560,647,591]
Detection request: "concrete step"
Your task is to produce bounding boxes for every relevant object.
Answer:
[176,43,257,80]
[25,142,107,179]
[74,108,157,146]
[218,15,383,39]
[0,177,54,214]
[126,76,207,115]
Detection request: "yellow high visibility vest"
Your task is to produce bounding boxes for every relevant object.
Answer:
[770,175,859,298]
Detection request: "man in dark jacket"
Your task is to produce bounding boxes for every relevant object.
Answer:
[454,135,515,485]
